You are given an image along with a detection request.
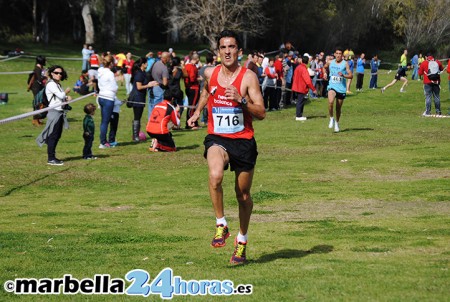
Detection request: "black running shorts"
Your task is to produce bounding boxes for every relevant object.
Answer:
[203,134,258,172]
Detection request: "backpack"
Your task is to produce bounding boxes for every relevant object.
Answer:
[427,60,440,82]
[32,87,50,119]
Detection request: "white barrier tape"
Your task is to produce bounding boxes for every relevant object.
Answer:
[0,92,95,125]
[0,55,22,62]
[0,71,33,75]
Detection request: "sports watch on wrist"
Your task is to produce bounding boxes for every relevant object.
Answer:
[240,97,248,106]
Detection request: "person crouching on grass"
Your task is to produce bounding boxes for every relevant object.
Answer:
[82,103,97,159]
[146,90,180,152]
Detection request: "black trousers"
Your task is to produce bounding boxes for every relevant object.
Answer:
[47,115,64,161]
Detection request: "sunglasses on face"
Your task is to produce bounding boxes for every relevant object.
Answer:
[53,71,63,75]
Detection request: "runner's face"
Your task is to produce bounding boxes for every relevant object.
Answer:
[219,37,239,68]
[335,51,343,62]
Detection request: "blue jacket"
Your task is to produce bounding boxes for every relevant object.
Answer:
[356,58,365,74]
[370,59,380,73]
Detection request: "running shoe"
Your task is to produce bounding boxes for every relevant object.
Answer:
[230,238,247,265]
[334,122,340,133]
[211,224,230,248]
[328,118,334,129]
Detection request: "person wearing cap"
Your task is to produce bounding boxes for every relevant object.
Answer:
[418,55,444,116]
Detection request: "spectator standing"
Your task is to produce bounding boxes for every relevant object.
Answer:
[168,56,184,118]
[131,58,159,142]
[97,54,118,148]
[145,52,156,72]
[346,53,354,94]
[273,54,284,109]
[411,53,419,80]
[82,103,97,159]
[28,55,47,126]
[418,53,425,80]
[369,55,380,89]
[123,52,134,95]
[183,53,201,129]
[418,55,444,116]
[356,53,366,91]
[263,58,278,110]
[108,98,123,147]
[36,65,72,165]
[88,49,100,81]
[292,56,317,121]
[148,52,170,118]
[81,44,92,71]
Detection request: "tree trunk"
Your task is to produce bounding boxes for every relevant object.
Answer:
[126,0,135,45]
[40,0,50,44]
[103,0,116,49]
[32,0,38,42]
[82,2,95,44]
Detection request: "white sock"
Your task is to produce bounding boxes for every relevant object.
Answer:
[216,216,227,226]
[237,232,248,243]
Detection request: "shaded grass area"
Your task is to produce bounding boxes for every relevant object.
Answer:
[0,54,449,301]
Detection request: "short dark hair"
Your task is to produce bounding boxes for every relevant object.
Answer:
[335,47,344,53]
[163,89,173,101]
[302,56,309,64]
[216,30,240,50]
[83,103,96,114]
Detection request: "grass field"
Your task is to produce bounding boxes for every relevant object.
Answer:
[0,51,449,301]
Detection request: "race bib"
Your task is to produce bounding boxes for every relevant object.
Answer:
[331,76,343,84]
[212,107,244,134]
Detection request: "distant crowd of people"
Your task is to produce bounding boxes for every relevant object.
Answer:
[28,41,450,165]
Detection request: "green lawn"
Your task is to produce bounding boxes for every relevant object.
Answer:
[0,54,449,301]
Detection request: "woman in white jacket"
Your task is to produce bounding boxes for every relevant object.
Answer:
[97,54,118,148]
[36,65,72,165]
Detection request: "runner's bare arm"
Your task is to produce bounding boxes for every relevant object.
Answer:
[243,70,266,120]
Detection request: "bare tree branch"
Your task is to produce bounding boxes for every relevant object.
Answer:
[167,0,268,50]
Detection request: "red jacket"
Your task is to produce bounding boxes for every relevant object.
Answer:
[184,63,199,89]
[146,100,180,134]
[274,59,284,80]
[292,63,316,94]
[418,59,444,84]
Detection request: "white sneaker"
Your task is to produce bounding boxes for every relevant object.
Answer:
[296,117,307,121]
[99,143,111,149]
[328,118,334,129]
[381,88,385,93]
[400,88,405,93]
[334,122,340,133]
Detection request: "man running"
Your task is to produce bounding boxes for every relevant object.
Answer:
[187,30,266,265]
[323,47,353,132]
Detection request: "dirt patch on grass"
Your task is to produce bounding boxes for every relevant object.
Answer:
[250,200,450,223]
[98,205,134,212]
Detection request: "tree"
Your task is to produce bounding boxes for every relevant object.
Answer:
[403,0,450,51]
[167,0,268,50]
[103,0,116,49]
[81,0,96,44]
